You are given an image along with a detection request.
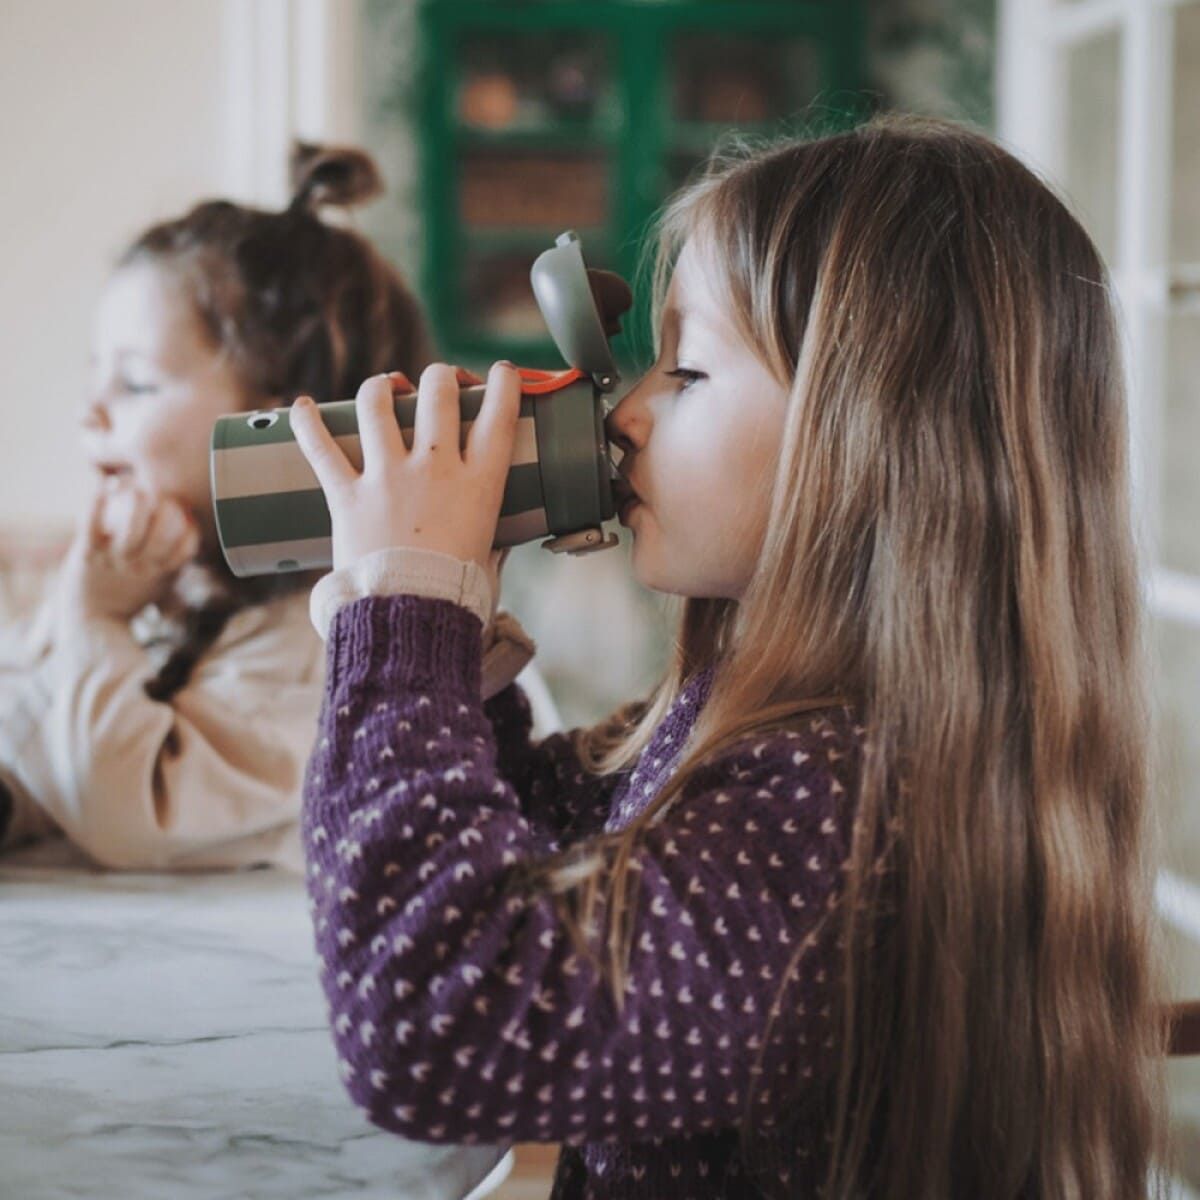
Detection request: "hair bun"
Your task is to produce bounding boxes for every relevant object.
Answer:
[288,141,384,213]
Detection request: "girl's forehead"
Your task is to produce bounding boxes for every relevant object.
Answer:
[665,239,727,339]
[95,263,207,360]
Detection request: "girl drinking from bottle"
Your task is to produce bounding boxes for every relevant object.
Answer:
[0,144,445,870]
[292,115,1167,1198]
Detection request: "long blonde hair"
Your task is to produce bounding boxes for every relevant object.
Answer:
[523,114,1171,1197]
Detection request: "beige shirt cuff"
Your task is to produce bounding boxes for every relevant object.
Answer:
[309,547,493,640]
[308,548,536,700]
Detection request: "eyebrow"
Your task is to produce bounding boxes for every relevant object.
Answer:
[663,302,724,345]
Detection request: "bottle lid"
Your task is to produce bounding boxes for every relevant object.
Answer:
[530,231,620,392]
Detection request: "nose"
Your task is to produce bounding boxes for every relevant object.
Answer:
[603,377,651,456]
[79,394,111,434]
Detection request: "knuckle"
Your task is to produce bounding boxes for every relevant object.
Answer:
[320,461,347,492]
[410,444,442,472]
[315,443,344,472]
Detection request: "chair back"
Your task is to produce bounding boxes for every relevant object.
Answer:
[1168,1001,1200,1056]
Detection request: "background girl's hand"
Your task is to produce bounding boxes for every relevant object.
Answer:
[62,479,200,621]
[290,362,522,573]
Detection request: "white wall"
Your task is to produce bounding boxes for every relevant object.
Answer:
[0,0,232,529]
[0,0,361,531]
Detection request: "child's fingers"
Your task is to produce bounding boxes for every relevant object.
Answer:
[455,366,485,388]
[487,545,511,591]
[412,363,462,460]
[153,515,201,572]
[138,499,193,567]
[484,547,510,622]
[386,370,416,394]
[104,487,155,558]
[354,375,407,474]
[81,482,113,553]
[466,362,521,482]
[290,396,358,494]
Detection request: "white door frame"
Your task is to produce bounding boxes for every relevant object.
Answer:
[220,0,362,207]
[997,0,1200,938]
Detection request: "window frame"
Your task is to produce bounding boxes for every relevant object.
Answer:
[998,0,1200,945]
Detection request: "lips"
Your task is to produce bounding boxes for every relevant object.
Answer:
[611,475,642,523]
[91,462,133,480]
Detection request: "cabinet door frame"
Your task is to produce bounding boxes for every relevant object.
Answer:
[416,0,865,366]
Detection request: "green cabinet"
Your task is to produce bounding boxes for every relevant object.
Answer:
[416,0,866,371]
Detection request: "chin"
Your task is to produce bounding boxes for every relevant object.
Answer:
[627,539,669,592]
[636,561,737,602]
[630,558,687,598]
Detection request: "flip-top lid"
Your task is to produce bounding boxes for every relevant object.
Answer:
[530,231,619,392]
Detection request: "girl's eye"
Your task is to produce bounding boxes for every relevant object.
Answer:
[665,367,706,391]
[119,376,158,396]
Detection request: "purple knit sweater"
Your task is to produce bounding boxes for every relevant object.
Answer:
[302,595,863,1199]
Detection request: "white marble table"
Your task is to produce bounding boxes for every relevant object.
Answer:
[0,838,511,1200]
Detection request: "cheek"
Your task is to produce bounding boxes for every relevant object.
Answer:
[121,405,210,495]
[630,426,727,583]
[107,409,167,469]
[722,403,782,517]
[136,420,190,477]
[662,422,743,538]
[673,410,779,584]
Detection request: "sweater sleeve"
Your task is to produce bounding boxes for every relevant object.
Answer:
[308,544,616,844]
[303,594,857,1149]
[483,681,625,845]
[0,593,323,870]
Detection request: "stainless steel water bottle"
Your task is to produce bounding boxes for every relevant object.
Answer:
[210,231,629,578]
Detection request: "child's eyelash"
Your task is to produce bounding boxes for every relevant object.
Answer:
[665,368,706,390]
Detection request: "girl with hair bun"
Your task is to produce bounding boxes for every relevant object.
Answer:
[0,144,541,888]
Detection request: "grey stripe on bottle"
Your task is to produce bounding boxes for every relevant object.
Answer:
[213,390,536,450]
[215,462,546,549]
[213,416,540,501]
[222,508,551,578]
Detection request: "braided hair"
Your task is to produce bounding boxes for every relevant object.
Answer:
[122,142,433,702]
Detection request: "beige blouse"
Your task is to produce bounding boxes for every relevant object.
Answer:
[0,571,325,871]
[0,549,546,872]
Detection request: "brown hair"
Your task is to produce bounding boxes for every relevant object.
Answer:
[531,115,1169,1196]
[120,142,433,702]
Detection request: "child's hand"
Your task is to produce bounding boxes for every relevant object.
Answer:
[290,362,522,573]
[482,547,511,644]
[61,479,200,621]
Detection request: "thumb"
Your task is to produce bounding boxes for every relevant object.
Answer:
[485,547,510,619]
[487,546,511,580]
